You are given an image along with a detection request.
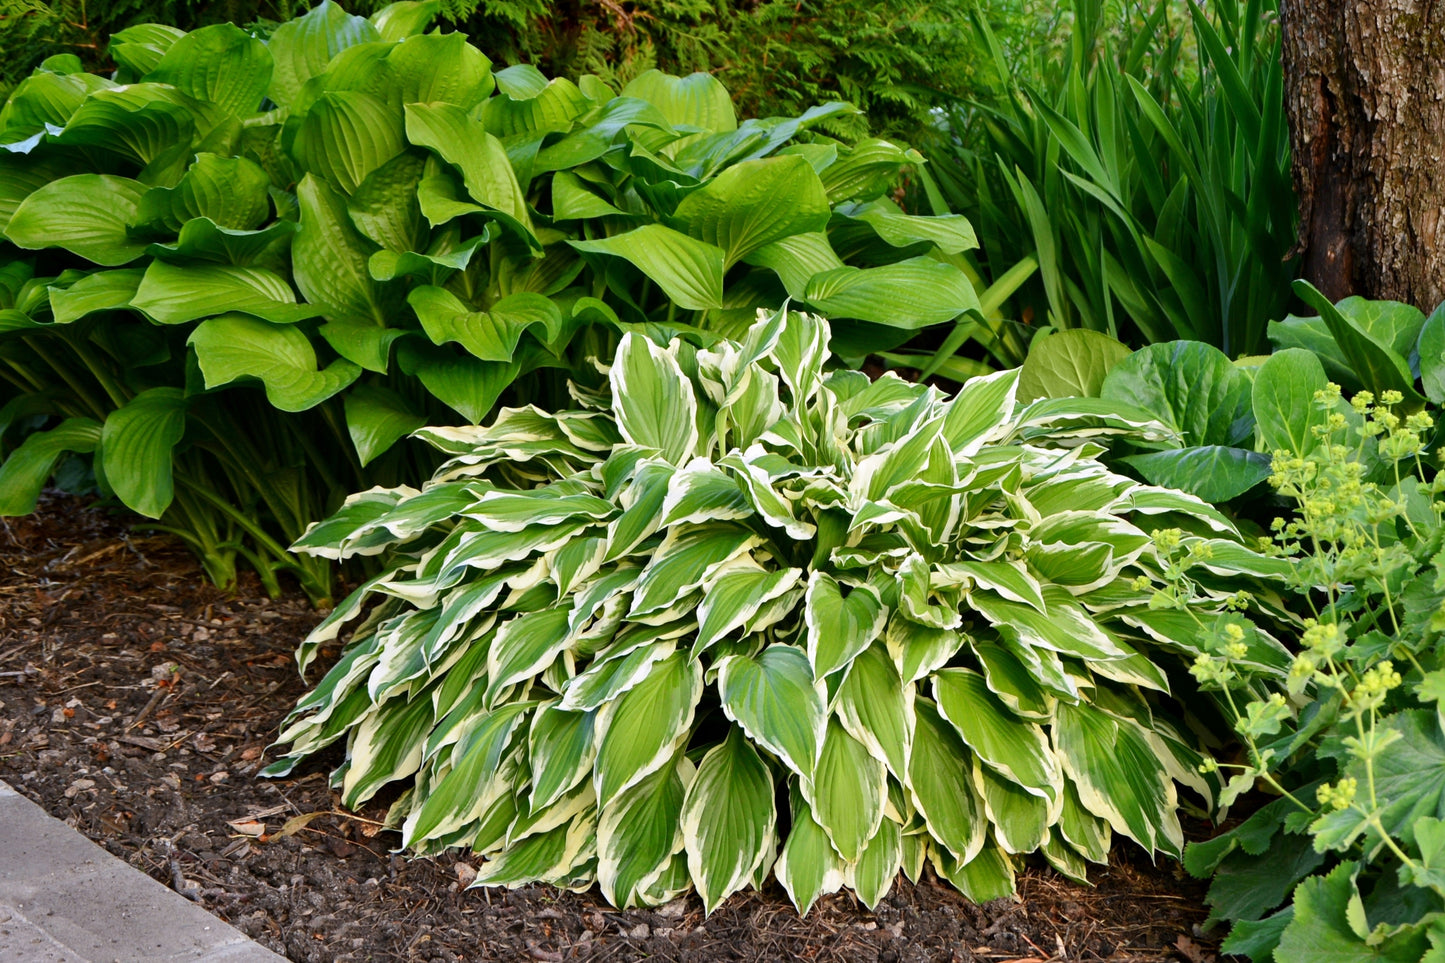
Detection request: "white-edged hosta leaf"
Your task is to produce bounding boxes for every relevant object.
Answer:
[804,572,887,679]
[967,589,1127,661]
[930,842,1015,904]
[610,332,699,465]
[1039,832,1092,884]
[597,755,690,909]
[805,718,885,861]
[402,701,533,845]
[628,524,760,619]
[472,812,596,888]
[1056,781,1112,863]
[694,566,803,653]
[941,368,1021,455]
[835,642,913,779]
[973,758,1051,854]
[188,314,361,411]
[486,605,574,701]
[895,554,963,630]
[559,639,675,712]
[908,701,984,864]
[341,690,433,806]
[717,644,824,781]
[852,817,902,909]
[933,668,1058,802]
[1054,701,1181,857]
[718,449,816,539]
[774,784,846,914]
[463,487,614,533]
[935,559,1045,613]
[660,458,751,525]
[528,702,597,813]
[886,618,963,685]
[594,652,702,805]
[681,728,773,914]
[968,640,1054,721]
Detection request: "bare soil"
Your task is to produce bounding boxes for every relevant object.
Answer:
[0,496,1223,962]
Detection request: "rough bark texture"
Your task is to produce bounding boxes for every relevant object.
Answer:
[1281,0,1445,306]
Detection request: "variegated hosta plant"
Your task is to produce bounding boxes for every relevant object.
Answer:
[267,307,1288,913]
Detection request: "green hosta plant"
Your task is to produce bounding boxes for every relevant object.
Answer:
[267,306,1289,912]
[1183,375,1445,962]
[0,0,981,600]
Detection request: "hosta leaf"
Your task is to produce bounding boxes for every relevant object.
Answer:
[682,729,773,914]
[387,32,493,108]
[268,0,380,109]
[188,313,361,411]
[835,642,913,779]
[404,102,534,240]
[717,644,824,781]
[930,842,1016,904]
[0,417,102,515]
[804,572,887,679]
[659,460,750,526]
[396,341,519,423]
[628,525,759,619]
[836,197,977,254]
[908,701,984,863]
[138,154,272,233]
[296,91,405,195]
[294,175,388,324]
[933,669,1058,802]
[572,225,725,311]
[774,785,846,915]
[403,700,534,844]
[1054,701,1181,857]
[98,387,186,519]
[695,566,803,653]
[852,817,902,909]
[674,155,830,267]
[5,174,147,266]
[621,70,735,132]
[936,559,1045,613]
[804,257,979,328]
[887,618,963,685]
[968,589,1128,661]
[342,689,433,806]
[610,333,699,465]
[940,367,1020,455]
[595,652,702,805]
[133,261,318,325]
[806,718,886,861]
[48,268,144,324]
[597,755,690,909]
[528,703,597,814]
[974,761,1050,853]
[343,384,425,466]
[744,231,845,300]
[560,640,675,713]
[144,23,272,116]
[1018,328,1131,401]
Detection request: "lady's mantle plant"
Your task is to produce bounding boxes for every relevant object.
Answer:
[268,307,1288,912]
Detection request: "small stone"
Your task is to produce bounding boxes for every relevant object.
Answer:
[657,898,687,919]
[627,923,650,940]
[208,771,229,784]
[454,863,477,887]
[63,778,95,798]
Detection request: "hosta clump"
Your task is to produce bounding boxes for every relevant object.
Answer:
[268,307,1287,912]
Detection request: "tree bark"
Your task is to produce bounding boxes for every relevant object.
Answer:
[1280,0,1445,307]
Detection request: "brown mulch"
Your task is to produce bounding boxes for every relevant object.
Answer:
[0,496,1222,962]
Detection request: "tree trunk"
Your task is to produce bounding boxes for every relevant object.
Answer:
[1280,0,1445,307]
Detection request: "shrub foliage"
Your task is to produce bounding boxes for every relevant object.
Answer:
[269,307,1288,911]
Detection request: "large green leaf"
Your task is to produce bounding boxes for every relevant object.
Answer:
[1121,446,1271,503]
[1294,280,1426,408]
[132,261,319,325]
[774,786,845,914]
[571,225,725,311]
[717,644,824,782]
[294,175,389,324]
[621,70,736,132]
[1100,340,1254,446]
[5,174,147,266]
[137,153,272,233]
[806,718,885,861]
[674,155,830,267]
[1417,303,1445,406]
[404,102,534,239]
[296,91,406,195]
[1018,328,1132,401]
[48,268,144,324]
[1252,348,1331,458]
[144,23,272,116]
[681,729,773,914]
[188,313,361,411]
[835,642,912,779]
[0,418,102,515]
[267,0,380,109]
[598,756,688,909]
[99,388,186,519]
[396,341,518,422]
[343,384,424,466]
[803,257,979,328]
[908,701,984,863]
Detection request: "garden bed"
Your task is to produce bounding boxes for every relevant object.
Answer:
[0,496,1218,962]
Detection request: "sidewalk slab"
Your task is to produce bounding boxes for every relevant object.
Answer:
[0,780,285,963]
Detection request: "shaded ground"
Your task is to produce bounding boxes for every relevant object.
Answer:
[0,497,1221,962]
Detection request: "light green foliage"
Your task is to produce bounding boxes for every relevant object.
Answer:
[268,306,1286,912]
[1180,347,1445,962]
[934,0,1296,361]
[0,1,981,602]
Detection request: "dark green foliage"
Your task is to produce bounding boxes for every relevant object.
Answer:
[934,0,1298,359]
